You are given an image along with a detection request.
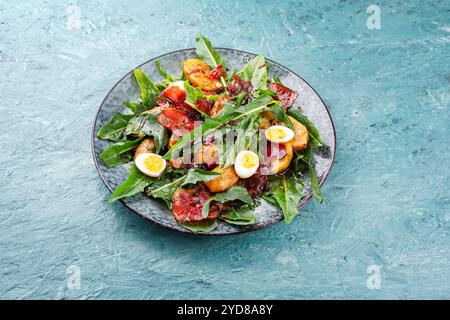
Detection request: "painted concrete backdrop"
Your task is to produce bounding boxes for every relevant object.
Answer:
[0,0,449,299]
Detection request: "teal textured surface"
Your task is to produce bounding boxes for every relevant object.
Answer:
[0,0,449,299]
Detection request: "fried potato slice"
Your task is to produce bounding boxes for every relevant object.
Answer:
[203,166,239,193]
[269,142,293,174]
[288,116,309,151]
[194,144,218,168]
[182,59,222,91]
[168,157,184,169]
[134,138,156,159]
[168,134,179,148]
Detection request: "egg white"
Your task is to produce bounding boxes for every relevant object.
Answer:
[234,150,259,179]
[265,125,295,143]
[135,153,167,177]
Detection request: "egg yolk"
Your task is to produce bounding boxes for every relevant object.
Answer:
[267,127,287,141]
[241,153,258,169]
[144,155,164,172]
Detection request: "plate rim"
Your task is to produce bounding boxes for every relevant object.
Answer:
[91,47,337,236]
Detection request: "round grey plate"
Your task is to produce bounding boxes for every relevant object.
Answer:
[92,48,336,235]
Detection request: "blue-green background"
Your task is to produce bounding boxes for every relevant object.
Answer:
[1,0,449,299]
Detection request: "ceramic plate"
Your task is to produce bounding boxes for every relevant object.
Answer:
[92,48,336,235]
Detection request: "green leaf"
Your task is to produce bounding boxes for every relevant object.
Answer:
[201,186,254,218]
[133,69,159,104]
[156,59,175,82]
[123,101,140,114]
[123,95,156,114]
[305,146,324,203]
[144,177,180,207]
[234,92,248,106]
[195,34,225,69]
[184,80,205,105]
[145,174,184,205]
[214,99,239,118]
[270,102,293,129]
[97,113,133,141]
[222,113,259,167]
[287,109,323,146]
[183,81,209,117]
[220,205,256,225]
[125,114,168,152]
[287,108,324,204]
[206,94,219,103]
[270,76,282,84]
[163,96,273,160]
[109,164,152,203]
[107,159,222,208]
[292,150,307,172]
[261,194,278,206]
[262,175,303,224]
[239,55,268,91]
[128,69,158,113]
[110,165,185,205]
[179,219,218,233]
[99,138,143,168]
[195,34,227,88]
[181,168,221,187]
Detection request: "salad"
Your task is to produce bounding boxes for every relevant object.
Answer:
[97,35,324,233]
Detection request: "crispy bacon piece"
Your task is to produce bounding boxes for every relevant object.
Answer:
[209,64,227,80]
[156,97,171,108]
[162,85,186,105]
[195,99,211,114]
[157,108,195,136]
[161,84,204,120]
[172,185,231,222]
[268,82,298,110]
